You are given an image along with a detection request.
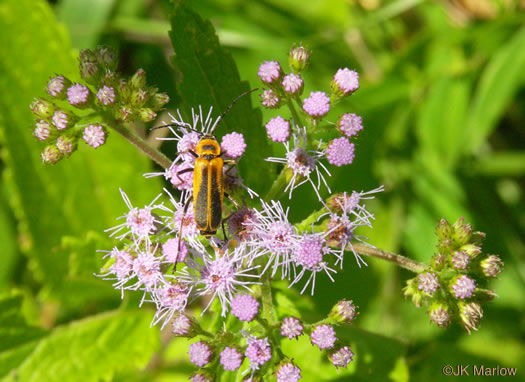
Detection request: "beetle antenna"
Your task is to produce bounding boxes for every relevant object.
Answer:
[209,88,258,135]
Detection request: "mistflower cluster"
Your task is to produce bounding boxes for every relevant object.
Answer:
[258,45,364,201]
[29,45,169,164]
[403,217,503,333]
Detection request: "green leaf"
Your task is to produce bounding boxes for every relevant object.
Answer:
[0,195,18,288]
[0,0,161,288]
[169,3,272,195]
[465,27,525,154]
[57,0,117,49]
[3,310,160,382]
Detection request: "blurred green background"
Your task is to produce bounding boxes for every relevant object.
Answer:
[0,0,524,381]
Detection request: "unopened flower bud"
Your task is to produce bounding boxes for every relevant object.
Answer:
[450,250,470,270]
[403,277,424,307]
[329,345,354,369]
[47,75,70,98]
[436,218,452,241]
[452,217,472,245]
[56,135,77,156]
[79,61,100,83]
[449,275,476,300]
[130,68,146,89]
[138,108,157,122]
[460,243,481,258]
[289,44,310,73]
[30,98,54,119]
[476,288,497,302]
[34,120,51,141]
[149,92,170,110]
[261,89,281,108]
[41,145,62,165]
[429,302,451,328]
[329,299,358,324]
[83,124,107,149]
[118,80,131,102]
[190,371,213,382]
[131,88,148,108]
[257,61,282,85]
[101,71,118,87]
[96,86,116,106]
[431,252,447,270]
[172,314,200,337]
[282,73,303,96]
[276,361,302,381]
[67,84,91,108]
[331,68,359,97]
[52,109,76,130]
[459,301,483,334]
[417,272,440,295]
[480,255,503,278]
[310,324,337,350]
[115,106,133,122]
[79,48,97,64]
[95,45,117,70]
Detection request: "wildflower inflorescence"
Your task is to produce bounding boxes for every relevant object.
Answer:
[32,43,503,380]
[29,46,169,164]
[404,217,503,333]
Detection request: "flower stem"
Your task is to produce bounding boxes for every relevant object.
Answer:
[350,243,428,273]
[259,268,277,326]
[111,122,172,169]
[263,168,288,202]
[287,97,303,128]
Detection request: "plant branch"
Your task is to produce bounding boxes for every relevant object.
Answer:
[111,123,172,169]
[350,243,428,273]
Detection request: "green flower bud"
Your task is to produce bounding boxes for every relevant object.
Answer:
[149,92,170,110]
[130,68,146,89]
[130,88,148,108]
[452,217,472,246]
[41,145,63,165]
[95,45,118,71]
[30,98,54,119]
[118,80,131,102]
[289,44,310,73]
[480,255,503,278]
[458,301,483,334]
[460,243,481,258]
[329,299,358,325]
[139,108,157,122]
[55,135,77,157]
[403,277,424,307]
[114,106,133,122]
[428,302,451,328]
[436,218,452,241]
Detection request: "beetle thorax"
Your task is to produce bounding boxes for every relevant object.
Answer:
[196,137,221,157]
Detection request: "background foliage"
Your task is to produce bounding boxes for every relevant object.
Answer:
[0,0,524,380]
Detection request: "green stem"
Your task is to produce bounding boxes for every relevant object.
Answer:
[287,97,304,128]
[260,267,277,326]
[350,243,428,273]
[111,122,172,169]
[263,168,288,202]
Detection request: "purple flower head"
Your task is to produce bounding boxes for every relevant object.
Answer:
[67,83,90,106]
[52,110,72,130]
[132,250,163,289]
[108,248,134,280]
[47,75,68,97]
[245,336,272,370]
[227,207,258,241]
[231,294,259,322]
[83,124,106,148]
[328,186,384,216]
[258,60,282,84]
[329,346,354,369]
[244,200,297,277]
[451,275,476,300]
[267,128,331,202]
[280,317,303,339]
[310,324,337,350]
[429,303,451,328]
[151,282,190,329]
[106,190,162,244]
[34,120,51,141]
[303,91,330,118]
[329,300,358,325]
[418,272,440,295]
[221,132,246,158]
[220,347,243,371]
[261,89,280,108]
[188,341,212,367]
[325,214,354,249]
[451,250,470,270]
[177,131,201,163]
[190,372,212,382]
[96,85,116,106]
[276,361,302,382]
[326,137,355,167]
[332,68,359,96]
[266,116,290,143]
[338,113,363,138]
[165,161,193,190]
[162,238,188,263]
[178,245,261,316]
[289,231,341,295]
[282,73,303,95]
[172,314,193,336]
